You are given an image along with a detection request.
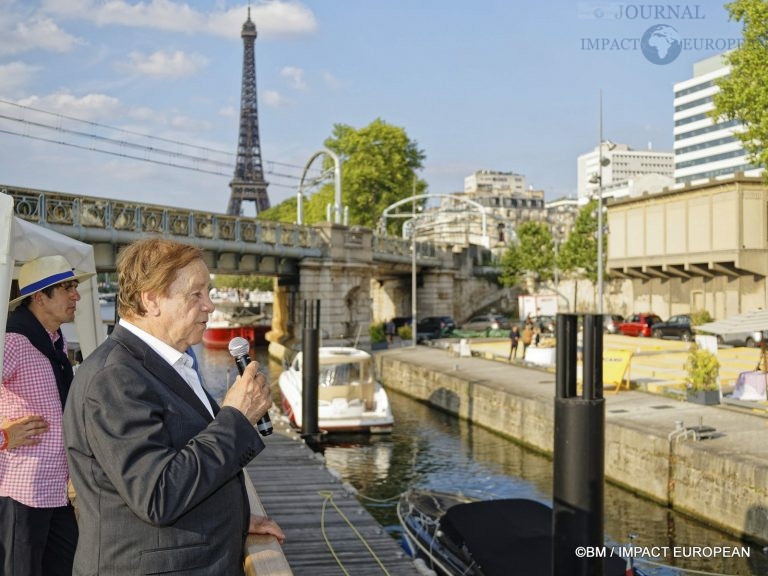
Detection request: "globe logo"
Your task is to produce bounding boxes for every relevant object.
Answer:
[641,24,682,65]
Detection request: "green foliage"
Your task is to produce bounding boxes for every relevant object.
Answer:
[369,322,387,344]
[398,325,412,341]
[685,344,720,391]
[211,274,273,292]
[690,309,714,326]
[712,0,768,182]
[558,200,604,283]
[259,195,299,223]
[262,119,427,229]
[325,119,427,229]
[499,221,555,287]
[499,242,522,287]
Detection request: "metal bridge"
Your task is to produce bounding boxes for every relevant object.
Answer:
[3,184,446,276]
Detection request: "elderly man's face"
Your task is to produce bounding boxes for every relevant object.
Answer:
[152,259,214,352]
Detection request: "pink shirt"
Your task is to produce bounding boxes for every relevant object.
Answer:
[0,331,70,507]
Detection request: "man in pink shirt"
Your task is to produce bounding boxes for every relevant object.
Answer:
[1,255,94,576]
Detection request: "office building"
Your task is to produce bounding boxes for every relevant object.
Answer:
[577,143,674,201]
[673,53,763,184]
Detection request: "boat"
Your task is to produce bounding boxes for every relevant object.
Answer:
[397,488,645,576]
[202,302,271,349]
[278,347,394,434]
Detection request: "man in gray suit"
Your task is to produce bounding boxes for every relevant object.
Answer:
[63,238,284,576]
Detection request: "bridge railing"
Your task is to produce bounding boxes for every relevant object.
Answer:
[371,233,442,264]
[6,186,322,250]
[4,185,454,265]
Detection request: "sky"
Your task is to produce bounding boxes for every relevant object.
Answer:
[0,0,745,217]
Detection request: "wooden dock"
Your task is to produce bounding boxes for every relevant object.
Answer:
[245,414,422,576]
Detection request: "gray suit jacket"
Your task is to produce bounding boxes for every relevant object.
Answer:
[64,325,265,575]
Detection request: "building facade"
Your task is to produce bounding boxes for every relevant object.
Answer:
[412,170,547,256]
[577,143,674,201]
[464,170,526,195]
[673,54,763,185]
[604,175,768,321]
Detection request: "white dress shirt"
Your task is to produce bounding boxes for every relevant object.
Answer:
[118,319,214,416]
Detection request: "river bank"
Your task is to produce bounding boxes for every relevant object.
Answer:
[374,345,768,547]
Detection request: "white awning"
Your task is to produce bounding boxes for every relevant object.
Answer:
[1,193,107,376]
[697,310,768,335]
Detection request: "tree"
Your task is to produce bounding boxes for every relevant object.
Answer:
[499,242,522,287]
[711,0,768,181]
[558,200,603,283]
[260,119,427,229]
[211,274,273,292]
[499,221,555,287]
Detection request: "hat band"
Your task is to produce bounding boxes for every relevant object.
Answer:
[20,270,75,296]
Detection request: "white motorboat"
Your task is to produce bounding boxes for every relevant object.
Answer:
[278,347,394,434]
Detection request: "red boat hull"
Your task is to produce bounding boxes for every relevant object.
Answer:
[202,324,269,348]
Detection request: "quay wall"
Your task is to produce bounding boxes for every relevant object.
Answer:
[376,352,768,545]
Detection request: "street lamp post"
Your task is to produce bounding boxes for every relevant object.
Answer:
[597,90,604,315]
[411,211,417,348]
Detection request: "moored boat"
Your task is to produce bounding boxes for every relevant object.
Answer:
[202,301,270,349]
[278,347,394,434]
[202,321,270,349]
[397,488,645,576]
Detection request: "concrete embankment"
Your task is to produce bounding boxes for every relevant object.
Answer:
[374,346,768,546]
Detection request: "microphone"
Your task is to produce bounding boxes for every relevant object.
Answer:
[228,337,273,436]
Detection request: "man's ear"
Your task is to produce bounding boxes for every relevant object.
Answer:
[141,291,162,317]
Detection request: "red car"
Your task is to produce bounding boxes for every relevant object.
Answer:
[617,313,663,337]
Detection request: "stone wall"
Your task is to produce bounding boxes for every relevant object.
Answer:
[376,353,768,545]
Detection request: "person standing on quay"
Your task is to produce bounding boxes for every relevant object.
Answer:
[520,318,534,359]
[1,255,94,576]
[64,238,284,576]
[508,324,520,361]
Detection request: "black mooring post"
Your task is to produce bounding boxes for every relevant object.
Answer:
[553,313,606,576]
[555,313,578,399]
[301,299,321,442]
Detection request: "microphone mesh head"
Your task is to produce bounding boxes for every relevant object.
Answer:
[228,337,250,358]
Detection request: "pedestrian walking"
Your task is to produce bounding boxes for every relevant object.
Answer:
[508,325,520,361]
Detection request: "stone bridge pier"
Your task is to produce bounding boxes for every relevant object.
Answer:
[268,223,509,360]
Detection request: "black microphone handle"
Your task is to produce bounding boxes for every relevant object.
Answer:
[233,353,273,436]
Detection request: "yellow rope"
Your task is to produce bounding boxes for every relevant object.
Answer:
[318,489,392,576]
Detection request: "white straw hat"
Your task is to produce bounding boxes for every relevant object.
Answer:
[9,255,95,311]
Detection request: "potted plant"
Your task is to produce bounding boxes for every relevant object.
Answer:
[369,322,388,350]
[684,344,720,405]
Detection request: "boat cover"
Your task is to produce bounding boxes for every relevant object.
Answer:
[441,498,636,576]
[442,498,552,576]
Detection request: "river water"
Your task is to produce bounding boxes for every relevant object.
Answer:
[193,343,767,576]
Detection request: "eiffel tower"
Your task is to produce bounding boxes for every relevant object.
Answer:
[227,7,270,216]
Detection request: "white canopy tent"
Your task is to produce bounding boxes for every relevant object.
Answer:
[0,193,106,376]
[697,310,768,336]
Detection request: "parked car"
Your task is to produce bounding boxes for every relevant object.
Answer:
[391,316,413,330]
[416,316,456,342]
[617,313,663,337]
[461,314,509,332]
[651,314,694,341]
[716,330,764,348]
[603,314,624,334]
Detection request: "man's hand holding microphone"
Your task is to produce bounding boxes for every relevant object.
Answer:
[222,337,273,435]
